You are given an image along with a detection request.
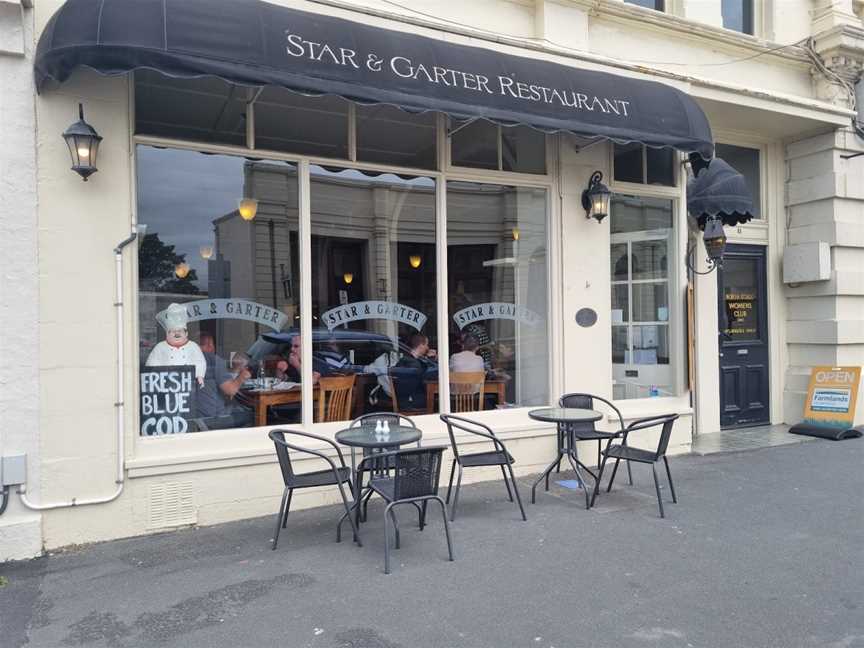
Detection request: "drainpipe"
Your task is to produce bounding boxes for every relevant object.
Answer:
[17,228,138,509]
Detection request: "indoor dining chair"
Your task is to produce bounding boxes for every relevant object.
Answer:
[449,371,486,413]
[315,374,355,422]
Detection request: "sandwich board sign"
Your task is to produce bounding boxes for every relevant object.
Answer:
[803,367,860,428]
[791,366,863,440]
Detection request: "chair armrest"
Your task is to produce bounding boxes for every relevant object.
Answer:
[466,427,508,455]
[356,450,400,474]
[441,414,508,455]
[620,414,674,444]
[279,429,348,467]
[276,438,343,477]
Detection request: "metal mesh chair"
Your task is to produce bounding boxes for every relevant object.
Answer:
[357,446,454,574]
[268,429,361,549]
[556,393,632,486]
[350,413,420,521]
[590,413,680,517]
[440,414,526,522]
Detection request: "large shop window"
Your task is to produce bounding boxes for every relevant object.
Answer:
[447,182,549,410]
[610,195,676,400]
[137,145,302,434]
[309,166,438,421]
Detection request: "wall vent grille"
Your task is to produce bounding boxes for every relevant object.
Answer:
[147,481,197,529]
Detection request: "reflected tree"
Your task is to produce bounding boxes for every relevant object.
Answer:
[138,233,200,294]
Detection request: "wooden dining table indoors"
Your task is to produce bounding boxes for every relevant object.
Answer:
[242,385,308,427]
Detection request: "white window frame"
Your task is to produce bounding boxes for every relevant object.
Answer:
[129,75,559,446]
[609,153,688,404]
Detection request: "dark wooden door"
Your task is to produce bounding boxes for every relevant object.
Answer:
[718,245,770,428]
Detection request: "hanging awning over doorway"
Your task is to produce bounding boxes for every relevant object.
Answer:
[687,157,754,226]
[35,0,713,159]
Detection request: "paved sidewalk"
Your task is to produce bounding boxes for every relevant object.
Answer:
[2,439,863,648]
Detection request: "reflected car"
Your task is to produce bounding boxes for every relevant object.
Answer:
[246,328,438,412]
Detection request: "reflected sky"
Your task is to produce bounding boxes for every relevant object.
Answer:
[137,146,244,288]
[137,147,436,291]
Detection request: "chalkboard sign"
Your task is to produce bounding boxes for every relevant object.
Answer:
[140,365,197,436]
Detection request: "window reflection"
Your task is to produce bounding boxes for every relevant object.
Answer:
[447,181,549,410]
[137,146,302,433]
[309,166,438,422]
[715,143,760,218]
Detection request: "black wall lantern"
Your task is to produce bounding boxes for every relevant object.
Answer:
[686,155,753,275]
[581,171,611,223]
[62,103,102,181]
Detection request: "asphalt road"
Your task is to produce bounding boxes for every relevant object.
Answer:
[1,438,862,648]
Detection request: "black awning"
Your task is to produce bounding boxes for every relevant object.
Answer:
[687,157,754,227]
[35,0,713,158]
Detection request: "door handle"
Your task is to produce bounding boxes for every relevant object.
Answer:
[737,349,749,355]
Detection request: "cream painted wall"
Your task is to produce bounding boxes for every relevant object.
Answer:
[6,0,855,556]
[784,128,864,426]
[0,0,42,560]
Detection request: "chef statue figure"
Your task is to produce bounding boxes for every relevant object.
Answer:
[146,303,207,386]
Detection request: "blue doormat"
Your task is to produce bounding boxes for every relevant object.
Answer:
[556,479,583,490]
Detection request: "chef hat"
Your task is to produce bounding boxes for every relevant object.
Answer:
[163,303,189,331]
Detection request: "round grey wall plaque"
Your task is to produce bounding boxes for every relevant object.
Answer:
[575,308,598,327]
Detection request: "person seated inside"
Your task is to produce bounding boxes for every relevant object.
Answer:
[274,333,329,384]
[268,333,333,423]
[393,333,437,411]
[195,333,253,430]
[449,334,485,373]
[230,351,251,378]
[316,335,352,374]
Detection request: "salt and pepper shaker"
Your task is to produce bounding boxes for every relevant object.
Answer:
[374,419,383,440]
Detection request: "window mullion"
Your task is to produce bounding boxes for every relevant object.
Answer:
[347,103,357,162]
[246,88,256,150]
[435,177,450,412]
[628,241,634,361]
[298,160,314,427]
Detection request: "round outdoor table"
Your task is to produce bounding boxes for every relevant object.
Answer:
[336,423,423,527]
[528,407,603,510]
